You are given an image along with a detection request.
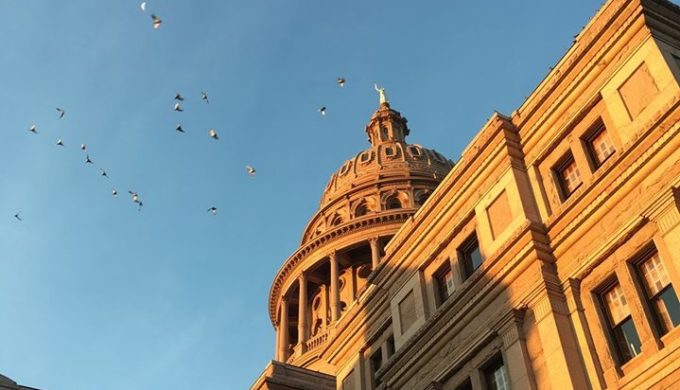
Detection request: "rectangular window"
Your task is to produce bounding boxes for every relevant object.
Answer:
[459,233,483,279]
[484,355,510,390]
[601,281,642,364]
[583,120,615,168]
[636,249,680,335]
[553,153,582,199]
[369,349,383,387]
[434,261,455,306]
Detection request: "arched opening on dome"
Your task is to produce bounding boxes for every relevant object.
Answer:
[380,126,389,141]
[385,195,402,210]
[416,191,431,206]
[354,201,368,218]
[330,214,344,226]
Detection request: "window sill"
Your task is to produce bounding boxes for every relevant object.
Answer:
[618,352,644,377]
[660,325,680,348]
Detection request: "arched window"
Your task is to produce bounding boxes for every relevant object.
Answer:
[330,214,343,226]
[381,126,389,141]
[416,192,431,206]
[355,202,368,217]
[385,195,402,210]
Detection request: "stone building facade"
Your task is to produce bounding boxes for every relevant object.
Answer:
[251,0,680,388]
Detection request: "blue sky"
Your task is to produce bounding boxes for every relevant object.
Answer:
[0,1,605,389]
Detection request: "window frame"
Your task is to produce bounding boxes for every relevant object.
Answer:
[582,119,616,170]
[632,247,680,336]
[597,278,643,365]
[459,233,483,279]
[552,151,583,200]
[482,353,510,390]
[433,260,455,307]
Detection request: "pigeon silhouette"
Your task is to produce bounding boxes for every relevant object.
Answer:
[151,14,162,30]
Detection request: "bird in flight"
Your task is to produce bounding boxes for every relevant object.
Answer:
[112,188,118,197]
[201,91,209,103]
[151,14,162,30]
[246,165,256,176]
[56,107,65,119]
[209,129,219,140]
[28,124,37,134]
[85,154,93,164]
[56,138,64,146]
[140,2,146,12]
[13,212,22,221]
[173,102,183,112]
[176,124,185,133]
[174,93,184,101]
[337,77,345,87]
[128,191,144,211]
[128,191,140,203]
[208,206,218,215]
[100,168,109,178]
[318,106,327,116]
[80,144,87,151]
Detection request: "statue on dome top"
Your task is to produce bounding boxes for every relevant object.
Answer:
[374,83,389,105]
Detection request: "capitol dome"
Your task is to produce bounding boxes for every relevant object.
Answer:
[301,101,454,244]
[269,95,453,369]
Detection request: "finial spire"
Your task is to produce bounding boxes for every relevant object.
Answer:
[374,83,389,105]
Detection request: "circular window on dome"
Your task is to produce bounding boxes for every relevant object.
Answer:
[359,151,372,164]
[339,161,352,176]
[408,146,423,159]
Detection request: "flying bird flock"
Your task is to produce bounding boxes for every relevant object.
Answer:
[13,2,350,223]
